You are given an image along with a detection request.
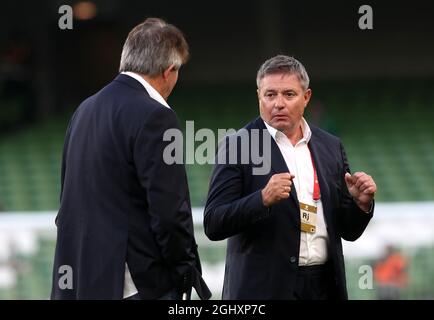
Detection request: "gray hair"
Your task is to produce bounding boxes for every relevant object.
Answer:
[256,55,310,90]
[119,18,189,76]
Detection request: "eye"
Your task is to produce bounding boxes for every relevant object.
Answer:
[265,92,276,98]
[285,92,295,97]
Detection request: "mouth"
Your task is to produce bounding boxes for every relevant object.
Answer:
[272,115,288,121]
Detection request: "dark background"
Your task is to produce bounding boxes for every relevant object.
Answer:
[1,0,433,121]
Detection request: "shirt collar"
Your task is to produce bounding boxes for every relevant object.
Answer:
[263,117,312,144]
[121,71,170,109]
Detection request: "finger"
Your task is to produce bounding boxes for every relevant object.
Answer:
[277,192,290,200]
[275,172,290,178]
[363,188,375,195]
[355,176,369,189]
[281,192,290,198]
[364,186,377,194]
[278,180,290,189]
[353,172,366,179]
[280,177,294,187]
[360,177,375,188]
[359,182,372,192]
[278,173,295,180]
[344,172,354,186]
[281,185,292,193]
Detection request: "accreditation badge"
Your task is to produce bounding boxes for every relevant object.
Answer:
[299,202,317,233]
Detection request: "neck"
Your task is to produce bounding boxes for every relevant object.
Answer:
[285,123,303,146]
[141,74,168,100]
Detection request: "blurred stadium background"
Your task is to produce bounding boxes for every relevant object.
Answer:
[0,0,433,299]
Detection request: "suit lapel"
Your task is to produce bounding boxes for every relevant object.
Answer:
[254,118,336,230]
[255,118,299,205]
[308,132,333,228]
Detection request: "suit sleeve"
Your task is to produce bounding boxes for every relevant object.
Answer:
[56,112,76,226]
[337,141,374,241]
[204,136,270,241]
[133,107,196,280]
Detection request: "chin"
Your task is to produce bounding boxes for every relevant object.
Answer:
[270,120,289,131]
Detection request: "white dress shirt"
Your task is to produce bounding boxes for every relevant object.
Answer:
[263,118,329,266]
[120,71,171,298]
[121,71,171,109]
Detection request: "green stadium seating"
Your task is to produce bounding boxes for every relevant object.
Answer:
[0,79,433,299]
[0,80,433,209]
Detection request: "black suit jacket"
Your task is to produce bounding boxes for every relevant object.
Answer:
[51,74,211,300]
[204,117,373,299]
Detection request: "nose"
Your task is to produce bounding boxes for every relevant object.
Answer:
[274,94,285,110]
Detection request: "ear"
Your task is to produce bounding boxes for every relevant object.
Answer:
[257,88,264,116]
[162,64,176,80]
[304,88,312,107]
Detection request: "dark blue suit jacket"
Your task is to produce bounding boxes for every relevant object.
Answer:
[204,117,373,299]
[51,74,210,300]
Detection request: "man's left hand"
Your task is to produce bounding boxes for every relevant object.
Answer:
[344,172,377,212]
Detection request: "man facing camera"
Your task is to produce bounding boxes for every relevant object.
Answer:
[204,55,376,300]
[51,18,210,300]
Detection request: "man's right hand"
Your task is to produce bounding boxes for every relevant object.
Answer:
[261,173,295,207]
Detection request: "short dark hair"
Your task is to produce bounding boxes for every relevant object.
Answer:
[256,55,310,90]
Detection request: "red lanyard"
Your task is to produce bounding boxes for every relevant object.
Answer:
[310,151,321,202]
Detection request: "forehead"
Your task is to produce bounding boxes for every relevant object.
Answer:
[259,73,302,91]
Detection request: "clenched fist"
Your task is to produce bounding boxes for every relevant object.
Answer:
[345,172,377,212]
[261,173,295,207]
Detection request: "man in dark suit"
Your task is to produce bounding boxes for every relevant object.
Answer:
[204,55,377,300]
[51,18,210,300]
